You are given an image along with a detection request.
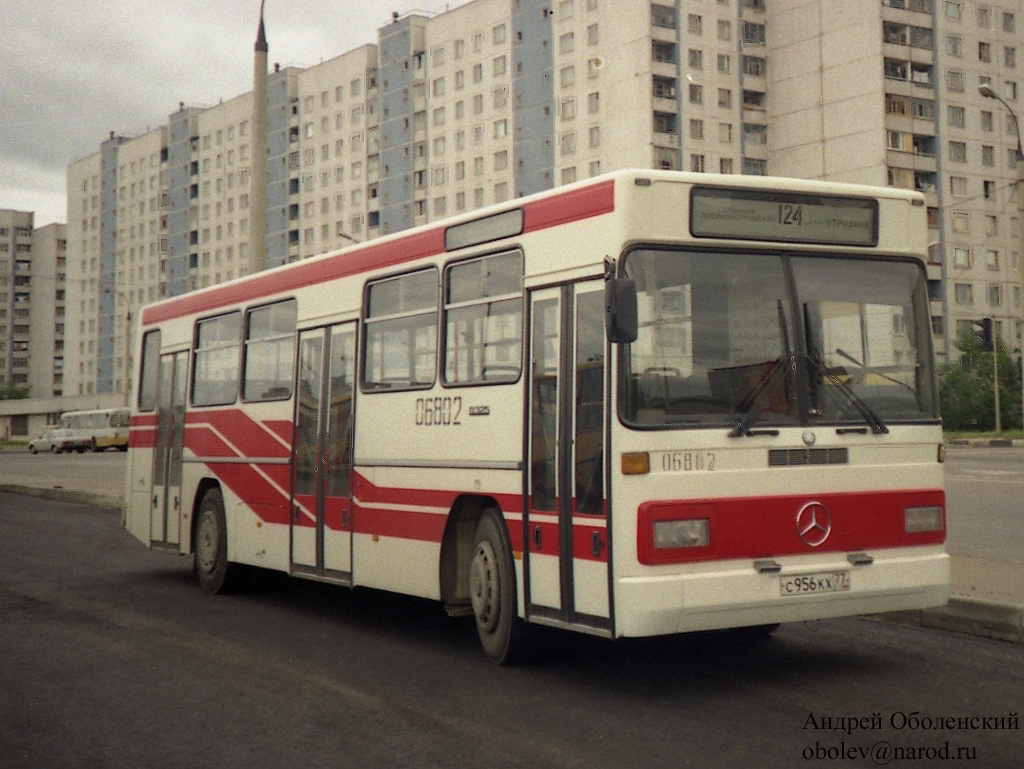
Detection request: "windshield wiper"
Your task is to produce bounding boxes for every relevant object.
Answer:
[803,306,888,434]
[728,358,792,437]
[730,300,792,438]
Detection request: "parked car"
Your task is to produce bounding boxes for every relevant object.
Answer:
[27,429,91,454]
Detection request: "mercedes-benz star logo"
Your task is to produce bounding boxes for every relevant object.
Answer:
[796,502,832,547]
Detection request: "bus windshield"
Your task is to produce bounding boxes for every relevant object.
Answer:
[621,248,937,429]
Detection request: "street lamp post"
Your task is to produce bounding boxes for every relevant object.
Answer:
[979,84,1024,432]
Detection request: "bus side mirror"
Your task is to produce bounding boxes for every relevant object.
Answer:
[605,278,638,344]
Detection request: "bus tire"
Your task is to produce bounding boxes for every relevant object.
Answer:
[193,487,250,594]
[470,509,527,664]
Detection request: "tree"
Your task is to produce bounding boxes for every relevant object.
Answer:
[939,331,1021,431]
[0,382,30,401]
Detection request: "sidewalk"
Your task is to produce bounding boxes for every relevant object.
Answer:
[1,447,1021,644]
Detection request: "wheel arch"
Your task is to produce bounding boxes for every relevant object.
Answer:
[439,494,509,615]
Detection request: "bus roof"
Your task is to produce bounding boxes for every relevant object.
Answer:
[139,169,924,327]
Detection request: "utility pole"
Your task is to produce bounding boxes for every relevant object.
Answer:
[980,84,1024,433]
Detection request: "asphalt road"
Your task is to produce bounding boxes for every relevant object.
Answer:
[1,491,1022,769]
[944,446,1024,563]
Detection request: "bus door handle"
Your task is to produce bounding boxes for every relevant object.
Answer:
[532,526,542,551]
[591,530,605,558]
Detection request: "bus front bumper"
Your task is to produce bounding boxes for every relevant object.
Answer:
[614,546,949,638]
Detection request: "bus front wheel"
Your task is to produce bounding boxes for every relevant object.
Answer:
[193,487,250,594]
[469,509,527,664]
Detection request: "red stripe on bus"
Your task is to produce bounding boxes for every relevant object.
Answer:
[352,504,448,543]
[185,410,291,459]
[522,179,615,233]
[353,471,521,514]
[637,488,945,565]
[142,228,445,325]
[140,178,617,327]
[212,464,290,525]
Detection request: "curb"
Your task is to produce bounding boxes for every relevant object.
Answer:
[946,438,1023,447]
[0,484,122,513]
[876,597,1024,645]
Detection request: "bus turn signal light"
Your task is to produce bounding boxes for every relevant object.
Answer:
[905,506,944,533]
[621,452,650,475]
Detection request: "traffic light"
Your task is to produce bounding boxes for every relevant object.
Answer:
[972,318,994,351]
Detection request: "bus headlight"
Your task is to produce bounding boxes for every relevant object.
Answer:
[653,518,710,549]
[905,506,944,533]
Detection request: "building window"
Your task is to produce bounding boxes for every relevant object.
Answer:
[948,141,967,161]
[953,247,972,268]
[954,283,972,304]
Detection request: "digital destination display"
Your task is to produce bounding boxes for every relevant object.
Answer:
[690,187,879,247]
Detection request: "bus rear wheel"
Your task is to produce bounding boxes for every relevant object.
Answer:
[193,487,250,594]
[469,509,527,664]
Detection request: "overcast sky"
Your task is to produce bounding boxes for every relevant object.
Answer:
[0,0,465,227]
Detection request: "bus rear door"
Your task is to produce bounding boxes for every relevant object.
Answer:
[291,323,357,581]
[151,351,188,548]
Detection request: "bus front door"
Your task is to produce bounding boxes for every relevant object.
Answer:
[151,351,187,548]
[291,323,356,582]
[526,281,611,633]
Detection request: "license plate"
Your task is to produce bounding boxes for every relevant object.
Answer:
[779,570,851,596]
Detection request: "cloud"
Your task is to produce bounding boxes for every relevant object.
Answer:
[0,0,462,225]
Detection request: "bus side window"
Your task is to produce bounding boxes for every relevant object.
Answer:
[443,249,523,385]
[193,312,242,406]
[138,330,162,411]
[243,300,297,401]
[363,268,438,391]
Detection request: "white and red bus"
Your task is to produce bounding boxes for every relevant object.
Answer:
[124,169,947,663]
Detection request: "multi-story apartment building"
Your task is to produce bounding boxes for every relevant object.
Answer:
[63,0,1024,398]
[0,211,67,398]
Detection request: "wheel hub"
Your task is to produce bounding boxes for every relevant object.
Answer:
[196,511,218,575]
[469,540,499,632]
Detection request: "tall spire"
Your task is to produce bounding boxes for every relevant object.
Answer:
[250,0,268,274]
[256,0,268,52]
